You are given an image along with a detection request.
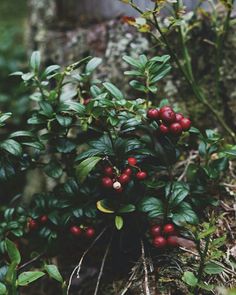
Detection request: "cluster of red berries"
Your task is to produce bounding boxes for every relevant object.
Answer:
[28,215,48,231]
[101,157,147,192]
[70,225,95,238]
[147,106,191,136]
[150,223,178,248]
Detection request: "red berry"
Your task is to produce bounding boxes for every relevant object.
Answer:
[153,236,167,248]
[128,157,137,166]
[147,109,159,120]
[85,227,95,238]
[180,118,191,131]
[136,171,147,180]
[115,187,123,193]
[163,223,175,235]
[28,219,38,231]
[83,98,91,105]
[167,236,178,247]
[159,124,169,134]
[175,113,183,122]
[169,122,182,135]
[70,226,82,236]
[40,215,48,224]
[123,167,132,176]
[104,166,113,177]
[119,173,130,184]
[160,106,172,113]
[160,110,176,124]
[102,177,113,188]
[150,225,162,237]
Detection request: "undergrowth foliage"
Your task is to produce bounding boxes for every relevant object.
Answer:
[0,51,235,294]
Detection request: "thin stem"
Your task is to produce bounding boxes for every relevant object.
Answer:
[194,236,210,295]
[129,1,236,143]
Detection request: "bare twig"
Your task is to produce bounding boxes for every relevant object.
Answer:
[120,261,142,295]
[66,227,108,295]
[141,240,151,295]
[94,232,113,295]
[18,252,45,271]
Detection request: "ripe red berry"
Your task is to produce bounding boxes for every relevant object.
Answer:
[167,236,178,247]
[102,177,113,188]
[163,223,175,235]
[123,167,132,176]
[150,225,162,237]
[160,110,176,124]
[70,226,82,236]
[160,106,172,113]
[159,124,169,134]
[28,218,38,231]
[180,118,191,131]
[115,187,123,193]
[104,166,113,177]
[119,173,130,184]
[136,171,147,180]
[40,215,48,224]
[147,109,159,120]
[175,113,183,122]
[169,122,182,135]
[85,227,95,238]
[128,157,137,166]
[83,98,91,105]
[153,236,167,248]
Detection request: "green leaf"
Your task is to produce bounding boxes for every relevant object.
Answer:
[103,82,124,100]
[0,282,6,294]
[122,55,141,68]
[182,271,198,287]
[118,204,136,213]
[44,65,60,76]
[44,160,63,179]
[17,271,45,286]
[45,264,63,283]
[56,114,73,127]
[5,239,21,265]
[129,80,147,92]
[30,51,41,72]
[204,262,224,275]
[9,131,34,139]
[39,101,54,118]
[139,197,164,218]
[166,181,189,207]
[115,216,123,230]
[0,112,12,126]
[76,156,102,183]
[0,139,22,157]
[85,57,102,73]
[172,202,198,225]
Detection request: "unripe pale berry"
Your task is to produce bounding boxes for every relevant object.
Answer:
[113,181,122,190]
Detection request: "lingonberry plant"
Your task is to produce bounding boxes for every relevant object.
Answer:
[0,51,235,293]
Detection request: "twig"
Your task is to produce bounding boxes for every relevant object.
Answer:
[94,232,113,295]
[141,240,151,295]
[18,252,45,270]
[66,227,107,295]
[120,261,142,295]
